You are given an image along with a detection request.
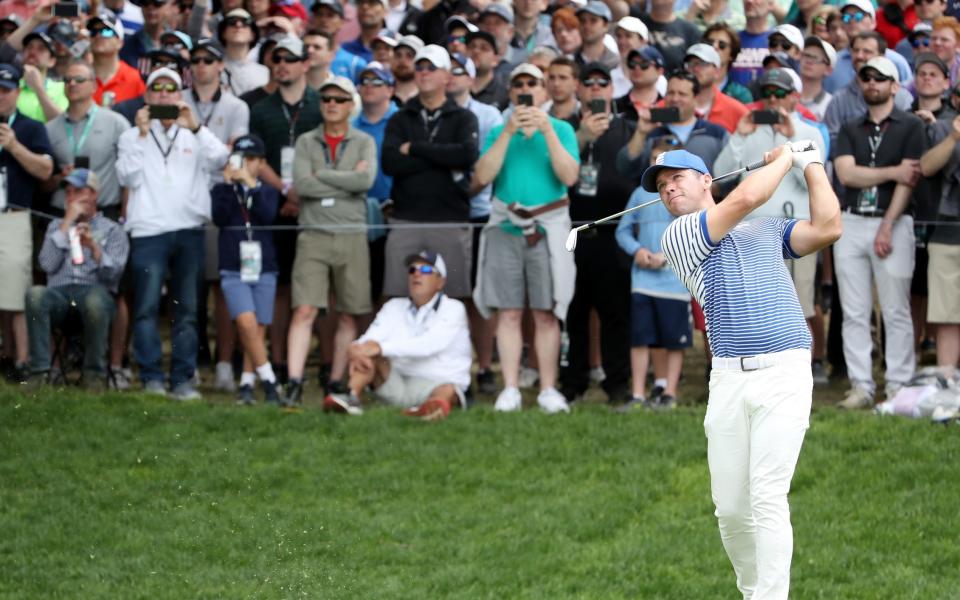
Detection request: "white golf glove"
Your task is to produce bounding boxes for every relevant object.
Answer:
[789,139,822,171]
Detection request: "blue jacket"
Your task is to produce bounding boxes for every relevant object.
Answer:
[211,181,280,273]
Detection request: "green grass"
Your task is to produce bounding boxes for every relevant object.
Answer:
[1,383,958,599]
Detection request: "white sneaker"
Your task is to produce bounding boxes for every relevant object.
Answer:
[110,367,133,391]
[494,387,522,412]
[518,367,539,389]
[214,361,236,392]
[589,366,606,383]
[537,387,570,414]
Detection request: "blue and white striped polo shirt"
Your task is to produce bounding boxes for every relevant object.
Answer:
[661,210,812,358]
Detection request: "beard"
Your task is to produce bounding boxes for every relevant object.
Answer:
[863,89,891,105]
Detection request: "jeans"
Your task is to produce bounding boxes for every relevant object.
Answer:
[130,229,205,388]
[25,284,116,376]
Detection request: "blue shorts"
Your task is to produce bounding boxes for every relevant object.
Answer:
[631,293,693,349]
[219,270,278,325]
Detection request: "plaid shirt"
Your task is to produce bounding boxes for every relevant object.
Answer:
[37,214,129,293]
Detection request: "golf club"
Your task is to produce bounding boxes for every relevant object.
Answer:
[564,158,767,252]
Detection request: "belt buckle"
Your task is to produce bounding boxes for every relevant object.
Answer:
[739,356,759,371]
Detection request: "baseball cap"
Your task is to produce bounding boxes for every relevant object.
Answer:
[627,45,664,67]
[373,29,398,48]
[218,9,259,44]
[804,36,837,67]
[915,52,948,77]
[273,35,305,59]
[147,48,185,68]
[63,168,101,192]
[480,3,514,24]
[192,38,224,60]
[577,1,612,21]
[616,16,648,40]
[860,56,898,82]
[579,61,611,81]
[465,30,497,54]
[319,75,358,96]
[445,15,478,33]
[405,251,447,278]
[87,12,125,41]
[23,31,55,53]
[232,134,266,157]
[160,30,193,51]
[911,22,933,38]
[396,34,425,53]
[146,67,183,89]
[762,51,797,70]
[0,15,21,28]
[414,44,451,70]
[360,60,396,85]
[640,150,710,193]
[270,0,309,21]
[312,0,345,16]
[841,0,875,17]
[771,24,804,50]
[758,68,797,92]
[450,52,477,78]
[510,62,545,81]
[684,43,721,68]
[0,63,21,89]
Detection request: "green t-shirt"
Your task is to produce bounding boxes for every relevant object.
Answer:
[482,115,579,236]
[17,79,68,123]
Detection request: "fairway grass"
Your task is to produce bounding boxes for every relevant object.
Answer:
[1,385,958,599]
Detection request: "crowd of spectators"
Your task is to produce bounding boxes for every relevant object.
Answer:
[1,0,958,418]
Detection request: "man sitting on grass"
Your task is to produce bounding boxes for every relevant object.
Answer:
[324,251,472,420]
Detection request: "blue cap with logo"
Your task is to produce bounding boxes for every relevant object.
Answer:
[63,168,101,192]
[360,60,395,85]
[0,63,20,90]
[641,150,710,193]
[233,134,266,157]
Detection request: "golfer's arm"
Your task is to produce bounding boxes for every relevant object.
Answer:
[705,153,793,242]
[787,164,843,256]
[834,155,896,188]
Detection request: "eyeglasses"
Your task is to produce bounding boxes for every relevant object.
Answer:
[90,28,117,38]
[408,264,437,275]
[415,62,438,72]
[225,17,252,27]
[769,40,794,51]
[451,67,468,76]
[842,11,867,23]
[63,76,91,84]
[912,37,931,48]
[150,82,179,92]
[627,60,654,70]
[705,38,729,50]
[858,71,892,83]
[800,52,828,64]
[447,35,466,44]
[582,78,610,88]
[321,95,351,104]
[760,87,789,99]
[360,77,387,86]
[273,54,303,63]
[190,56,218,65]
[511,78,538,88]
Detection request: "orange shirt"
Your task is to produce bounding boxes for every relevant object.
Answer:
[94,60,146,107]
[700,86,748,134]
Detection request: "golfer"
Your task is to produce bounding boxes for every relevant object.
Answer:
[648,142,840,600]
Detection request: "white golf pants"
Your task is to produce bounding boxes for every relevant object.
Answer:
[833,213,916,392]
[705,349,813,600]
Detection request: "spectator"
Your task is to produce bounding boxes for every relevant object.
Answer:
[614,138,691,410]
[684,43,749,133]
[798,35,836,121]
[929,16,960,86]
[611,16,649,97]
[822,0,913,93]
[26,169,129,390]
[89,12,146,107]
[120,0,172,73]
[116,67,229,398]
[45,60,129,213]
[284,76,377,406]
[342,0,386,62]
[15,30,67,122]
[825,8,851,51]
[311,0,368,81]
[239,33,282,107]
[184,39,249,144]
[638,0,701,72]
[444,15,475,58]
[896,1,946,66]
[210,134,281,405]
[833,57,926,408]
[219,8,269,96]
[575,2,619,71]
[551,7,582,58]
[391,34,422,105]
[472,63,579,414]
[545,55,581,123]
[527,45,559,74]
[559,62,636,405]
[478,4,517,68]
[876,0,920,49]
[467,30,509,110]
[512,0,557,66]
[370,29,396,65]
[728,0,771,87]
[384,0,421,37]
[102,0,145,37]
[416,0,471,47]
[913,52,955,124]
[0,63,55,382]
[703,23,754,104]
[326,251,472,420]
[768,24,805,64]
[614,46,664,122]
[381,44,479,301]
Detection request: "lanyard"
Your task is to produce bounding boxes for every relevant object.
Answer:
[420,108,443,143]
[865,120,888,167]
[149,126,180,165]
[193,88,221,126]
[281,99,304,146]
[321,138,348,169]
[65,105,98,157]
[235,184,255,241]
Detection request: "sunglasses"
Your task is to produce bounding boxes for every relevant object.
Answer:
[408,264,438,275]
[447,35,466,44]
[451,67,467,76]
[706,38,729,50]
[760,87,789,99]
[800,52,828,64]
[627,60,654,70]
[90,28,117,38]
[769,39,794,51]
[582,78,610,88]
[415,62,438,72]
[63,76,91,84]
[190,56,218,65]
[858,71,892,83]
[842,12,867,23]
[273,54,303,63]
[912,37,931,48]
[360,77,387,86]
[321,95,351,104]
[149,82,179,92]
[511,78,538,88]
[225,17,252,27]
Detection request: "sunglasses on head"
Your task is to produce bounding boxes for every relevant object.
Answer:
[627,59,654,70]
[360,77,387,86]
[90,27,117,38]
[190,56,218,65]
[150,82,178,92]
[321,95,351,104]
[761,86,789,99]
[511,78,538,88]
[408,264,437,275]
[226,17,251,27]
[582,77,610,88]
[842,11,867,23]
[273,54,303,63]
[858,71,891,83]
[63,75,91,84]
[415,62,438,72]
[706,38,729,50]
[912,37,931,48]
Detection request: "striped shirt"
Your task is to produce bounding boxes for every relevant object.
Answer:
[661,210,811,358]
[38,215,130,293]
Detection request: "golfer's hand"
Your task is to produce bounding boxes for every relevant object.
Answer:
[874,221,894,258]
[763,143,793,166]
[790,139,822,171]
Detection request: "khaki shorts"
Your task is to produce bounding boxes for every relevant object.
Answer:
[786,251,816,319]
[927,243,960,324]
[374,367,449,408]
[0,211,32,311]
[292,231,371,314]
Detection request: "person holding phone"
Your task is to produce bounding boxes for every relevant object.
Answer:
[116,67,229,400]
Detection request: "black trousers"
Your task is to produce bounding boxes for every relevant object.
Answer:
[559,233,631,399]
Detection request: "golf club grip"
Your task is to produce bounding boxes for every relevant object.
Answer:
[746,159,766,172]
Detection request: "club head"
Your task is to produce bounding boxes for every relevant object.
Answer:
[564,228,579,252]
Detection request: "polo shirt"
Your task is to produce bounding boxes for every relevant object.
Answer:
[834,109,927,214]
[701,87,748,133]
[94,60,146,106]
[184,88,249,145]
[224,57,269,97]
[330,47,368,83]
[342,37,373,63]
[16,78,68,123]
[0,111,54,209]
[249,87,324,177]
[46,104,131,209]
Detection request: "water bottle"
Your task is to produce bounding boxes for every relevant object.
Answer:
[68,226,84,265]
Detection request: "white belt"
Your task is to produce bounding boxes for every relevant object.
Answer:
[711,349,809,372]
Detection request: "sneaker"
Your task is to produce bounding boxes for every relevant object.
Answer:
[214,361,236,392]
[171,382,202,401]
[262,380,280,405]
[110,367,133,391]
[838,387,874,410]
[589,366,606,383]
[280,379,303,409]
[649,385,665,403]
[323,393,363,416]
[518,367,539,389]
[403,397,452,421]
[10,362,29,384]
[236,384,255,406]
[318,363,332,391]
[476,369,497,395]
[811,361,829,386]
[275,362,289,385]
[614,395,648,413]
[494,387,522,412]
[537,387,571,414]
[656,394,677,410]
[326,379,347,395]
[143,380,167,396]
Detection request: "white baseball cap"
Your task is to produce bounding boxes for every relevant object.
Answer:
[318,75,357,97]
[616,16,648,41]
[860,56,899,83]
[684,43,721,68]
[509,62,545,81]
[804,36,837,68]
[146,67,183,89]
[772,24,805,50]
[840,0,875,18]
[414,44,451,70]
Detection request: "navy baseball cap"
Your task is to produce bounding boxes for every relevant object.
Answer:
[233,134,266,157]
[63,168,101,192]
[641,150,710,193]
[0,63,20,90]
[627,45,664,67]
[360,61,395,85]
[23,31,56,53]
[404,251,447,278]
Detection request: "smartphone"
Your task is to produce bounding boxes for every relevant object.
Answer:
[149,104,180,120]
[649,107,680,123]
[0,115,7,125]
[69,40,89,59]
[229,153,243,170]
[53,2,81,17]
[752,109,781,125]
[589,98,606,115]
[74,156,90,169]
[518,94,533,107]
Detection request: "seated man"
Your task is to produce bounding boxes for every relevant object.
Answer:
[25,169,129,390]
[325,252,472,420]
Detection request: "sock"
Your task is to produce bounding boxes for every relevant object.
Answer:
[240,372,256,387]
[255,362,276,384]
[654,378,668,390]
